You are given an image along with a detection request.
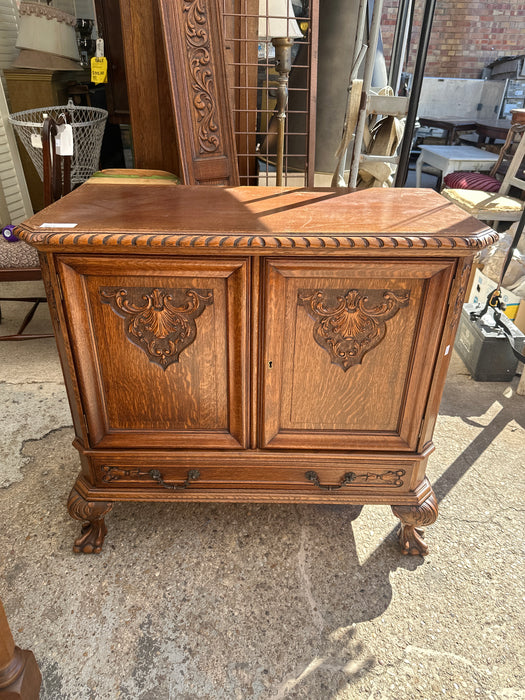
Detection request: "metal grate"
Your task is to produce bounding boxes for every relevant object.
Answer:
[222,0,318,186]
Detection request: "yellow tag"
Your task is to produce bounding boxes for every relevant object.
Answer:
[91,56,108,84]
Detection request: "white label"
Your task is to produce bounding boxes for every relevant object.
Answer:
[31,133,42,148]
[444,345,451,356]
[96,37,104,58]
[39,223,78,228]
[56,124,74,156]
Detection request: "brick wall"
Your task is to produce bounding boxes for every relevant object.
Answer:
[381,0,525,80]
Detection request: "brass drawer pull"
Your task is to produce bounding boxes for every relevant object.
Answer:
[149,469,201,490]
[305,471,356,491]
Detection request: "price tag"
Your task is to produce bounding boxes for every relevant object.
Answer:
[91,56,108,84]
[31,133,42,148]
[56,123,74,156]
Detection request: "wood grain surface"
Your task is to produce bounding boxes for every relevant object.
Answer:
[157,0,240,185]
[17,186,496,253]
[57,256,248,449]
[261,258,454,451]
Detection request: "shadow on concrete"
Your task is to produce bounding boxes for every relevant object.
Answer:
[434,370,524,503]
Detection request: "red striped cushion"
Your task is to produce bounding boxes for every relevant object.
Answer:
[443,171,500,192]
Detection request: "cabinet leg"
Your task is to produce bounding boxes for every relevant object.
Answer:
[391,480,438,556]
[67,486,113,554]
[0,599,41,700]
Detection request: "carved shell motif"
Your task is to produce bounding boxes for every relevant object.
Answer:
[298,288,410,370]
[100,287,213,369]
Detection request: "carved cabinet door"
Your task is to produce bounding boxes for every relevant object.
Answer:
[57,255,248,449]
[260,258,456,451]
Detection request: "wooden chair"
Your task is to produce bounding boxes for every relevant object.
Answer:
[0,115,71,341]
[441,124,525,227]
[442,122,525,193]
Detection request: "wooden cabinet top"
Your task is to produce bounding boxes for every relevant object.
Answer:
[17,184,497,255]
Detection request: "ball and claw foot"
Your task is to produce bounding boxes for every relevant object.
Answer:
[73,519,108,554]
[391,481,438,556]
[396,524,430,556]
[67,486,113,554]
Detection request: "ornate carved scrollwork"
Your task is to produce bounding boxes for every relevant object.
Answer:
[351,469,406,486]
[298,288,410,370]
[305,469,406,490]
[101,466,150,483]
[449,259,472,332]
[99,287,213,369]
[67,486,113,554]
[391,480,438,556]
[183,0,220,154]
[100,466,201,490]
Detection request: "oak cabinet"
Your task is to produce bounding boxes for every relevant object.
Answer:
[17,183,497,555]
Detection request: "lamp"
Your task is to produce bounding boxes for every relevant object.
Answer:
[13,1,81,70]
[271,37,294,185]
[259,0,302,185]
[258,0,303,40]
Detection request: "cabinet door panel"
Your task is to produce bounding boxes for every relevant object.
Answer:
[261,258,455,451]
[58,256,248,449]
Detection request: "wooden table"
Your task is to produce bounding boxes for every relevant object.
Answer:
[475,119,512,144]
[16,183,497,556]
[418,117,478,145]
[415,145,499,187]
[418,117,512,147]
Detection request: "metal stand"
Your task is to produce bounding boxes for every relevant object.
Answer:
[271,37,295,186]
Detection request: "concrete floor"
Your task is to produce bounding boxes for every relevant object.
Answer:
[0,279,524,700]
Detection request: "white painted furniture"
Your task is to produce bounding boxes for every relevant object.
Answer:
[415,145,499,188]
[441,126,525,223]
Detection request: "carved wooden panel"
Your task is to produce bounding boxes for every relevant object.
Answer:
[99,286,213,368]
[157,0,240,185]
[261,258,455,451]
[57,256,248,449]
[297,288,411,370]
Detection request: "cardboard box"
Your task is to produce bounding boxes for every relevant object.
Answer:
[515,301,525,334]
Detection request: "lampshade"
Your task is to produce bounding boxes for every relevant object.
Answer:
[16,2,80,62]
[258,0,303,39]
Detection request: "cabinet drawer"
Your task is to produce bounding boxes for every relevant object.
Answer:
[90,456,415,494]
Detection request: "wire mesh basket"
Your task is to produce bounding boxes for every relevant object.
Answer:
[8,100,108,186]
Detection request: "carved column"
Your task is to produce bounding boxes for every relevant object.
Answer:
[157,0,240,185]
[0,599,41,699]
[391,479,438,556]
[67,485,113,554]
